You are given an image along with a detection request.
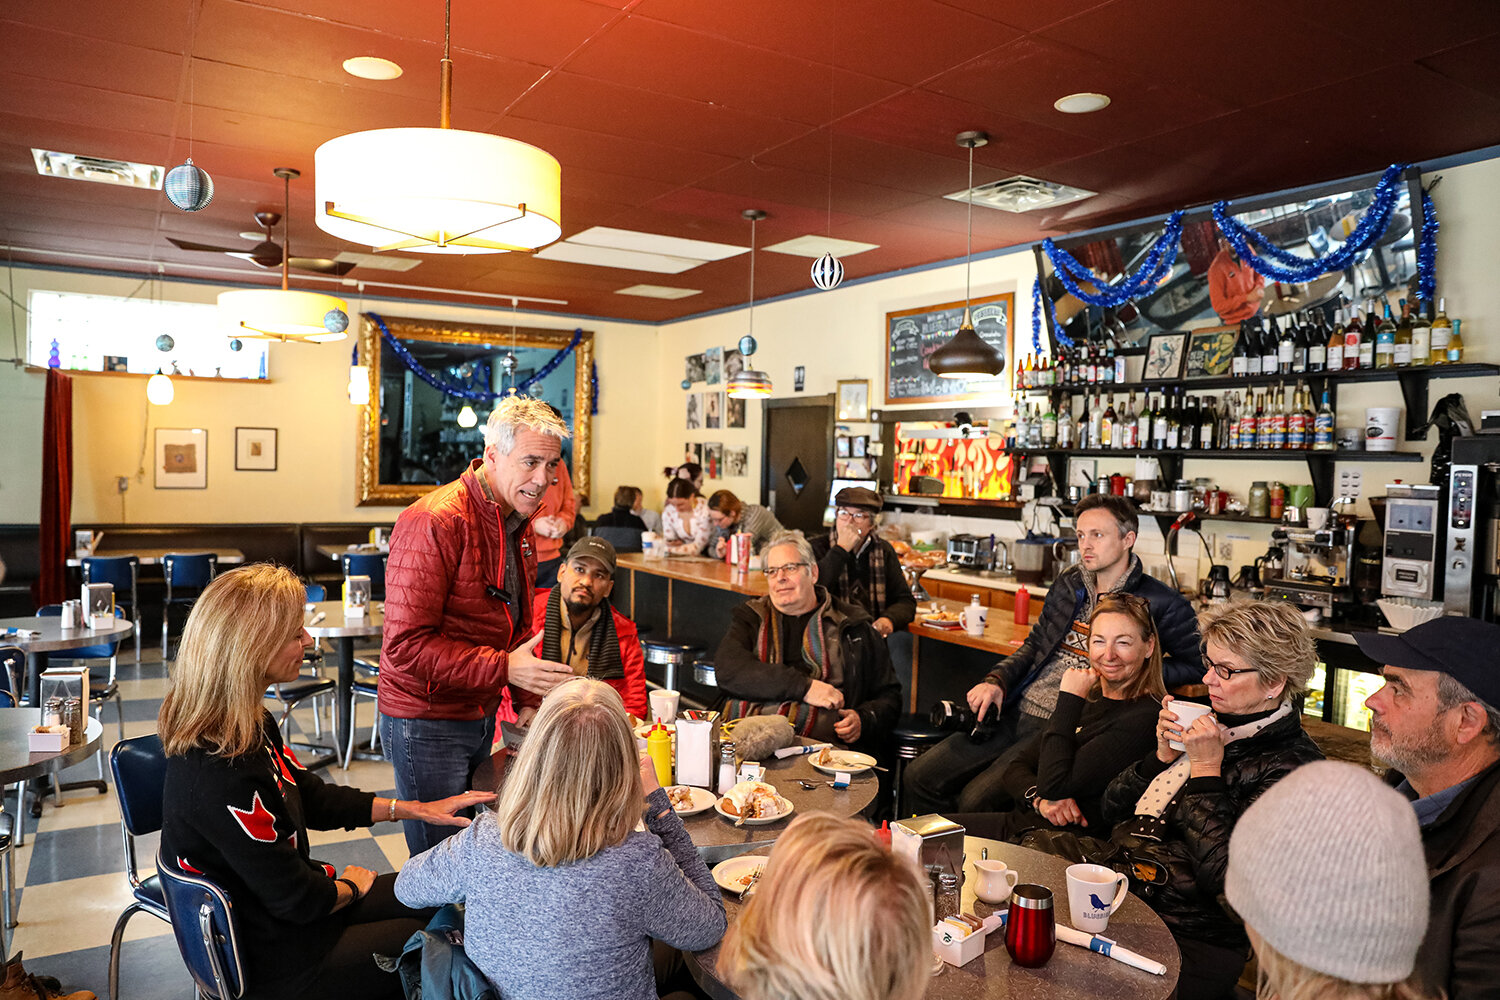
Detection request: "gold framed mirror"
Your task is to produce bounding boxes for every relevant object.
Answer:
[357,315,594,506]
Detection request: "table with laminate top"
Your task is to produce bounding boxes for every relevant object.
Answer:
[303,601,383,766]
[0,615,135,707]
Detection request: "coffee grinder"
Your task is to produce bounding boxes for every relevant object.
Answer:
[1443,433,1500,622]
[1382,483,1444,601]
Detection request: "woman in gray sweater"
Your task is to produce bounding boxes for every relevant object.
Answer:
[394,678,727,999]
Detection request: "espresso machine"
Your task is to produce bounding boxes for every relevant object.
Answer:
[1382,483,1443,601]
[1264,522,1357,618]
[1443,432,1500,622]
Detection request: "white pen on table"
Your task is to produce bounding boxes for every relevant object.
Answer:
[308,611,327,626]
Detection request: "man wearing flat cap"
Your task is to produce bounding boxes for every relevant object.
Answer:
[808,486,916,639]
[1358,615,1500,1000]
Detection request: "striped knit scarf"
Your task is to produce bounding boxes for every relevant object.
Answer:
[828,529,887,616]
[720,593,836,737]
[540,586,624,680]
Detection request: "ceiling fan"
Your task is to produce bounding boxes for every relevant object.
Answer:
[167,195,356,276]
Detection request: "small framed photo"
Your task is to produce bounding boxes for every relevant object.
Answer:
[726,395,746,429]
[704,390,724,429]
[835,435,852,458]
[1184,325,1240,379]
[704,442,723,478]
[1143,332,1188,381]
[685,353,706,384]
[852,435,869,458]
[837,379,870,421]
[704,346,724,386]
[686,393,702,430]
[155,428,207,489]
[794,366,806,392]
[103,355,129,372]
[235,426,278,471]
[686,442,703,465]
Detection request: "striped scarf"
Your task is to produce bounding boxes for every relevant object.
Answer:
[540,586,624,680]
[828,529,888,617]
[720,593,837,737]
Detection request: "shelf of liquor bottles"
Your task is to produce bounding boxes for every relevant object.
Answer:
[1022,362,1498,397]
[882,489,1306,527]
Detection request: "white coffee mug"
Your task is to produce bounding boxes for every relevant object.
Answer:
[1066,863,1129,934]
[1168,701,1215,751]
[972,858,1019,904]
[649,689,681,724]
[1306,508,1331,530]
[960,604,988,637]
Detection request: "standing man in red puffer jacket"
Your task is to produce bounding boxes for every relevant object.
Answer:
[379,396,576,853]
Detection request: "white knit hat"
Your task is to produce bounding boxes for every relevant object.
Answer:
[1226,760,1429,984]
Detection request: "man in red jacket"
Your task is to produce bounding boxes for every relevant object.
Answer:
[518,536,648,722]
[379,396,575,852]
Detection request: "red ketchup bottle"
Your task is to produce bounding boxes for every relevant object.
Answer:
[1013,585,1031,624]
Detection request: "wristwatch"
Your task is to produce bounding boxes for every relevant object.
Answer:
[1024,785,1040,812]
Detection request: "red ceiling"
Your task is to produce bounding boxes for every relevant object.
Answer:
[1,0,1498,322]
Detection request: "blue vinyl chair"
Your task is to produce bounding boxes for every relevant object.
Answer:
[108,734,170,1000]
[82,555,141,663]
[38,604,126,783]
[161,553,218,659]
[340,551,386,601]
[157,850,245,1000]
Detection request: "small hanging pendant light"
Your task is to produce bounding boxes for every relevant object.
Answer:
[811,252,844,290]
[727,210,775,399]
[928,130,1004,379]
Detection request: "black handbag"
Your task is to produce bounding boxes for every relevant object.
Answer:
[1018,828,1170,898]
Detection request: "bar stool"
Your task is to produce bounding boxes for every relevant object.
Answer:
[639,638,705,692]
[692,658,717,689]
[891,713,947,818]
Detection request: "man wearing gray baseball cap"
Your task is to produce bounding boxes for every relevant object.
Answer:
[1357,615,1500,1000]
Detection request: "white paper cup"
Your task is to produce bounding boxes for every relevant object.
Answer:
[1066,863,1129,934]
[1168,701,1215,751]
[650,689,681,724]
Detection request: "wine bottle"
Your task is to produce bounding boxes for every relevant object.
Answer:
[1177,395,1195,450]
[1134,391,1150,450]
[1151,391,1169,450]
[1313,387,1336,451]
[1231,322,1250,377]
[1014,402,1030,448]
[1326,306,1346,372]
[1430,298,1452,364]
[1089,393,1104,449]
[1375,301,1397,369]
[1343,304,1362,370]
[1101,394,1117,448]
[1307,309,1327,373]
[1057,399,1074,447]
[1393,297,1412,367]
[1041,399,1058,446]
[1291,313,1309,374]
[1199,396,1217,452]
[1276,314,1296,375]
[1411,301,1432,366]
[1300,384,1315,451]
[1121,390,1139,449]
[1261,317,1281,376]
[1447,318,1464,364]
[1163,388,1179,449]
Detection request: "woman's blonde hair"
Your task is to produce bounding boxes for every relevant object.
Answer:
[1088,593,1166,702]
[1248,928,1438,1000]
[158,563,305,758]
[495,677,641,867]
[719,813,930,1000]
[1199,599,1317,701]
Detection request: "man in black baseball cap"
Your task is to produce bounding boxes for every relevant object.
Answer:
[1357,615,1500,1000]
[809,486,916,639]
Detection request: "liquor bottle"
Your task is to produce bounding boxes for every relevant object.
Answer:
[1286,382,1307,450]
[1307,309,1327,373]
[1217,393,1234,448]
[1269,385,1287,449]
[1447,318,1464,364]
[1393,298,1412,367]
[1411,301,1432,366]
[1291,313,1309,374]
[1231,322,1250,377]
[1152,391,1170,450]
[1300,384,1315,451]
[1029,404,1044,448]
[1255,391,1271,449]
[1277,314,1296,375]
[1089,393,1105,449]
[1199,395,1217,452]
[1014,403,1029,448]
[1343,304,1362,370]
[1041,400,1058,447]
[1135,391,1152,450]
[1121,390,1138,449]
[1375,301,1397,368]
[1261,317,1281,376]
[1114,349,1126,384]
[1313,387,1336,451]
[1325,306,1345,372]
[1016,355,1028,392]
[1100,345,1114,385]
[1101,394,1117,448]
[1430,298,1452,364]
[1240,391,1259,449]
[1057,401,1074,447]
[1228,392,1241,449]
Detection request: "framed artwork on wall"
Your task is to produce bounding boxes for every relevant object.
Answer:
[704,346,724,385]
[686,393,702,430]
[234,426,278,471]
[704,442,723,478]
[836,379,870,421]
[1183,325,1239,378]
[704,390,724,429]
[155,428,208,489]
[726,395,746,428]
[1143,332,1188,381]
[685,353,706,384]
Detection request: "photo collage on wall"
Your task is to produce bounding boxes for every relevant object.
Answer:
[682,345,755,480]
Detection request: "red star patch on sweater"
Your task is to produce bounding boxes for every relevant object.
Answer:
[227,791,278,843]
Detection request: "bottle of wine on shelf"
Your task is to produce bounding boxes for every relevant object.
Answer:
[1244,320,1262,376]
[1164,388,1181,449]
[1343,304,1363,370]
[1411,301,1432,366]
[1179,395,1197,450]
[1393,297,1412,367]
[1041,399,1058,447]
[1430,298,1452,364]
[1447,318,1464,364]
[1291,313,1310,374]
[1261,317,1281,377]
[1375,301,1397,368]
[1089,393,1104,449]
[1199,395,1217,451]
[1277,314,1296,375]
[1232,321,1251,377]
[1300,385,1315,451]
[1227,392,1241,450]
[1152,390,1169,450]
[1014,402,1030,449]
[1121,390,1139,449]
[1313,387,1336,451]
[1307,309,1327,373]
[1136,391,1151,450]
[1326,306,1346,372]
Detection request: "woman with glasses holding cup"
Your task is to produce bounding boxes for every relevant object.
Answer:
[808,485,916,639]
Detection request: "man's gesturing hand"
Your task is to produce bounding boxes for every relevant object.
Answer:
[509,633,575,696]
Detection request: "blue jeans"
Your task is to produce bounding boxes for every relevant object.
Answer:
[380,714,495,855]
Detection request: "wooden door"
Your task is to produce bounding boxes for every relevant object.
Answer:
[761,395,834,533]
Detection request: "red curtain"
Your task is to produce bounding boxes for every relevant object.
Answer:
[34,369,73,608]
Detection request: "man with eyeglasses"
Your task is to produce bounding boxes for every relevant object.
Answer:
[904,493,1202,816]
[715,530,902,757]
[809,486,916,639]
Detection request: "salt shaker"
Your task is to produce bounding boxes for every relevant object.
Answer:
[717,741,737,795]
[44,696,63,729]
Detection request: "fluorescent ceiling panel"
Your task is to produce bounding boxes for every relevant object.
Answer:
[571,227,747,262]
[535,242,705,273]
[764,235,880,258]
[615,284,702,299]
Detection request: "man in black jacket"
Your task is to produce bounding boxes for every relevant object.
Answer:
[809,486,917,638]
[904,494,1202,815]
[1358,617,1500,1000]
[715,530,902,755]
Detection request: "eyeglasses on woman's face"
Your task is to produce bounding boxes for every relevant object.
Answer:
[763,561,811,580]
[1201,649,1259,681]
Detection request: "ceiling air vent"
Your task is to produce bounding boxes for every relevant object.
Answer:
[31,149,164,189]
[945,175,1095,214]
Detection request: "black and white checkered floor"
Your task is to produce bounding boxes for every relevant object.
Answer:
[15,649,405,998]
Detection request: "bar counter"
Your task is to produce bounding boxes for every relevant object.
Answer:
[615,553,768,598]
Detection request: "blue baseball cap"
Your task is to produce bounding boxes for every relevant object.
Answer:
[1354,616,1500,707]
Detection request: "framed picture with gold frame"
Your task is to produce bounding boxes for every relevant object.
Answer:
[1184,325,1239,379]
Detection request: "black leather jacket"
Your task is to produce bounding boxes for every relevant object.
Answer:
[1099,708,1324,948]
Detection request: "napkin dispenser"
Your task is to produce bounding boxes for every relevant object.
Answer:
[82,582,115,629]
[674,710,720,788]
[343,575,371,618]
[892,814,966,879]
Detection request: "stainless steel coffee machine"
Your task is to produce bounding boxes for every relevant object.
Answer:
[1265,523,1357,616]
[1382,483,1443,601]
[1444,433,1500,622]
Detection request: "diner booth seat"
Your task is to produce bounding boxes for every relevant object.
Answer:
[340,551,387,601]
[299,523,396,590]
[0,525,39,617]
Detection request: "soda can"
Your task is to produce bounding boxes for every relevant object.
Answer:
[733,532,753,571]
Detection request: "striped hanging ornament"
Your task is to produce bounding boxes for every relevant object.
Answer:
[811,252,844,290]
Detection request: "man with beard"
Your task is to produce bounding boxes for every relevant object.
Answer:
[517,536,647,722]
[1358,616,1500,1000]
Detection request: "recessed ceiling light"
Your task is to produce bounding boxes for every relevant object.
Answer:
[764,235,879,259]
[343,56,403,81]
[536,227,749,273]
[1053,92,1110,114]
[332,250,422,272]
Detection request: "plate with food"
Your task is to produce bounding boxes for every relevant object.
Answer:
[809,746,878,775]
[920,610,963,629]
[715,781,794,827]
[711,855,766,894]
[665,785,716,816]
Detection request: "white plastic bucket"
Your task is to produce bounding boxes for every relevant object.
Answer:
[1365,407,1401,452]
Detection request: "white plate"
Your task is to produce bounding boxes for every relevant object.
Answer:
[715,795,795,826]
[809,750,877,775]
[711,855,766,893]
[667,785,717,816]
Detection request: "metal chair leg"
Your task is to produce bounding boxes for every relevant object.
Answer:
[109,902,146,1000]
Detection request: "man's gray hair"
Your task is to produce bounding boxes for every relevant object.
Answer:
[762,529,815,570]
[483,395,572,452]
[1435,673,1500,747]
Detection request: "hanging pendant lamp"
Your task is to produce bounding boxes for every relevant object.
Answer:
[928,130,1004,379]
[218,168,350,343]
[727,209,774,399]
[314,0,560,254]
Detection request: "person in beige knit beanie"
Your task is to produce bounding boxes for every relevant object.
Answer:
[1226,760,1437,1000]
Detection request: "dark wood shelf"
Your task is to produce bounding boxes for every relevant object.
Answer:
[1019,362,1497,396]
[1013,447,1422,462]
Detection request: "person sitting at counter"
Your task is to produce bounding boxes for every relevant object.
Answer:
[707,489,784,558]
[715,530,901,756]
[514,536,648,724]
[808,485,915,639]
[903,493,1202,816]
[662,476,712,556]
[594,485,650,533]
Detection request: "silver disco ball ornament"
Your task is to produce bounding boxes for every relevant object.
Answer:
[323,308,349,334]
[738,335,758,357]
[228,338,243,352]
[155,334,175,352]
[810,252,844,290]
[162,158,214,212]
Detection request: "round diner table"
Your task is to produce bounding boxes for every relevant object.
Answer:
[0,710,104,784]
[303,600,383,765]
[685,836,1180,1000]
[0,616,134,708]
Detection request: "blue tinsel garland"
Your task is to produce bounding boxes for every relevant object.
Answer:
[1031,275,1073,353]
[1042,211,1185,310]
[370,313,584,402]
[1417,188,1439,302]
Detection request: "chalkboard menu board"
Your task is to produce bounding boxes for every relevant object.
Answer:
[884,292,1013,404]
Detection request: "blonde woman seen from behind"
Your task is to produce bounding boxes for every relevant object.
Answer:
[720,813,930,1000]
[395,677,726,1000]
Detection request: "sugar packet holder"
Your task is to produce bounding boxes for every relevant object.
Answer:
[932,911,1004,967]
[1056,925,1166,975]
[828,771,852,789]
[774,742,831,758]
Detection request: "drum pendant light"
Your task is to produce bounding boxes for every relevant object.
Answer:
[315,0,560,254]
[928,130,1004,379]
[727,210,774,399]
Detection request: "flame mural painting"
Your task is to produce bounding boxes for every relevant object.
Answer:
[893,422,1015,498]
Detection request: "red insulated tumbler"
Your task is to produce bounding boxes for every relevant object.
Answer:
[1005,883,1056,968]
